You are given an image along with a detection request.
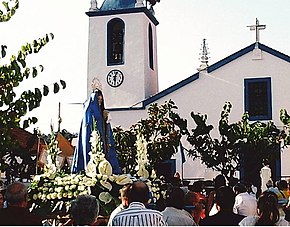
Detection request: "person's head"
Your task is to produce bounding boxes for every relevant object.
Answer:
[185,191,200,206]
[5,182,28,207]
[215,186,235,211]
[165,186,185,210]
[256,191,279,225]
[127,181,150,205]
[233,183,247,195]
[190,181,204,193]
[70,194,99,226]
[228,177,239,188]
[95,89,105,111]
[279,180,288,190]
[214,174,226,190]
[266,179,273,188]
[119,185,129,208]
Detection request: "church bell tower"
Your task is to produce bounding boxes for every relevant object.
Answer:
[86,0,159,109]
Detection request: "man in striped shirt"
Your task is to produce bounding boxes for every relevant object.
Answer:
[110,181,167,226]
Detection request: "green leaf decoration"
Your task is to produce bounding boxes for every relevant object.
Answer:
[23,119,29,129]
[53,83,60,93]
[31,117,38,124]
[2,1,9,11]
[43,85,49,96]
[35,88,42,98]
[32,67,38,77]
[50,33,54,40]
[24,68,30,79]
[60,80,66,89]
[1,45,7,58]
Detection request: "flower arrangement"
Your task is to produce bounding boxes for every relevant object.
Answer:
[28,130,132,216]
[28,129,167,218]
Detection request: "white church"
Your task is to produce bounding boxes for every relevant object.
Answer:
[85,0,290,181]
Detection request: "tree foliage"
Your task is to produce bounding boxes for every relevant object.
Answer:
[186,102,282,181]
[0,0,19,22]
[0,2,66,183]
[113,100,187,174]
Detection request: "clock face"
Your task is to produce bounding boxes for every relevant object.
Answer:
[107,69,124,87]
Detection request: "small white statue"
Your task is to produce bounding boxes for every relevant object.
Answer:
[89,0,99,11]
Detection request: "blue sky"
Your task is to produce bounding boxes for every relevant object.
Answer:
[1,0,290,134]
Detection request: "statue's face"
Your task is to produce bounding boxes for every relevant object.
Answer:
[98,95,103,106]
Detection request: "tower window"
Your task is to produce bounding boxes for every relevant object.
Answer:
[107,18,125,65]
[244,77,272,120]
[148,24,154,70]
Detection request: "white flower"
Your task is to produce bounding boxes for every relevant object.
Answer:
[51,193,57,200]
[137,166,149,179]
[102,175,108,181]
[109,175,115,182]
[67,192,73,199]
[100,180,112,191]
[33,175,41,182]
[33,194,38,200]
[78,185,85,191]
[98,160,112,176]
[135,133,149,179]
[86,160,97,178]
[57,193,63,200]
[70,185,77,190]
[99,192,112,204]
[90,130,99,142]
[55,187,63,193]
[41,194,46,201]
[151,170,157,179]
[83,178,96,187]
[115,175,133,185]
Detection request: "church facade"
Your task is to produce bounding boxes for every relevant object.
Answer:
[86,0,290,180]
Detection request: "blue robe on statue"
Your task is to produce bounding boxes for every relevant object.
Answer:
[71,92,121,174]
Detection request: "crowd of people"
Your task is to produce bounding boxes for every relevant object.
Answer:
[0,175,290,226]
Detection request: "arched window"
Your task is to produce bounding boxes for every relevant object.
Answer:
[107,18,125,65]
[148,24,154,70]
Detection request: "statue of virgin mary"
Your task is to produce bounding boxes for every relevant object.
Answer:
[71,78,121,174]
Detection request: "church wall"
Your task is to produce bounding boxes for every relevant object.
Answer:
[110,48,290,180]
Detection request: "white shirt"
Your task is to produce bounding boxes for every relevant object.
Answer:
[233,192,257,216]
[239,216,289,226]
[107,204,126,226]
[162,207,196,226]
[110,202,167,226]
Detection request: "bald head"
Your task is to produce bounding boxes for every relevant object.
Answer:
[5,182,28,207]
[127,181,150,204]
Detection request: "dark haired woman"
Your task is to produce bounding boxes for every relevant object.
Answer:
[239,191,289,226]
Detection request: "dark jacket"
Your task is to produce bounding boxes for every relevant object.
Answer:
[0,206,43,226]
[200,210,245,226]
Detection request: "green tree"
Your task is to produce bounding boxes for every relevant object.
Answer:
[113,100,187,175]
[0,0,19,22]
[0,1,66,183]
[186,102,281,184]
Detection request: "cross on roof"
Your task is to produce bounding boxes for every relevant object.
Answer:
[247,18,266,43]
